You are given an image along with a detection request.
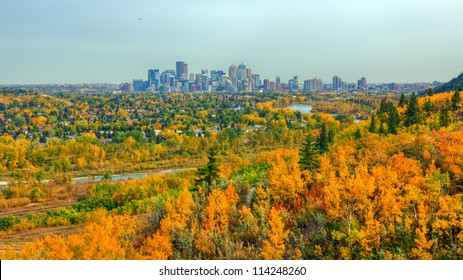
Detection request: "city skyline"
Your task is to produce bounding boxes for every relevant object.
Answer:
[1,0,462,84]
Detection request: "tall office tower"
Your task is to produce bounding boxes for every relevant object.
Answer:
[303,80,311,91]
[237,62,247,82]
[293,76,299,89]
[246,69,254,90]
[317,78,323,91]
[276,76,281,85]
[210,70,218,82]
[195,74,202,90]
[357,77,367,89]
[189,73,195,83]
[181,63,188,80]
[176,61,187,80]
[201,71,208,91]
[161,70,176,84]
[253,74,261,89]
[229,65,237,88]
[333,75,343,90]
[288,78,295,89]
[263,79,270,91]
[169,76,176,87]
[148,69,160,88]
[307,78,323,92]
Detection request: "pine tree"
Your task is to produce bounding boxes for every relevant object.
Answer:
[195,148,220,186]
[299,132,320,172]
[439,107,450,127]
[427,88,434,96]
[404,92,421,127]
[398,93,407,107]
[387,104,399,134]
[423,98,434,116]
[451,90,461,110]
[318,123,329,153]
[368,113,377,133]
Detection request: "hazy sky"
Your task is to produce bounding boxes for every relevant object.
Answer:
[1,0,462,84]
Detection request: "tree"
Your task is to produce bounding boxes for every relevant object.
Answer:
[439,107,450,127]
[427,88,434,96]
[318,123,330,153]
[451,90,461,110]
[299,131,320,172]
[404,92,421,127]
[368,113,377,133]
[387,104,399,134]
[261,207,289,260]
[195,148,220,186]
[398,93,407,107]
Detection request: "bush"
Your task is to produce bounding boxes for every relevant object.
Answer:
[0,216,20,231]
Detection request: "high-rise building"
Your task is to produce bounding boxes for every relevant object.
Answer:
[229,65,237,88]
[276,76,281,85]
[304,78,323,92]
[148,69,160,88]
[333,76,343,90]
[293,76,298,90]
[263,79,270,91]
[237,63,247,83]
[176,61,188,81]
[357,77,367,90]
[133,79,145,92]
[161,70,176,84]
[253,74,261,89]
[303,80,311,91]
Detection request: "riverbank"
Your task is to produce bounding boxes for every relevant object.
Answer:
[0,167,196,188]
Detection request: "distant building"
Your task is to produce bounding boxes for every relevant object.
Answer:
[357,77,367,90]
[176,61,188,81]
[263,79,270,91]
[133,79,145,91]
[148,69,160,88]
[229,65,237,88]
[333,75,343,91]
[253,74,261,89]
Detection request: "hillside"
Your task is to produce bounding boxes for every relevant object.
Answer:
[423,72,463,95]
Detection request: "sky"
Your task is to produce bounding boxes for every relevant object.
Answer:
[0,0,462,84]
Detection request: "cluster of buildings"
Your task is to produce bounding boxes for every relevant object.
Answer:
[120,61,433,94]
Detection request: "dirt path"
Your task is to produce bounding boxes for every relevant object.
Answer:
[0,224,84,252]
[245,187,256,207]
[0,200,73,218]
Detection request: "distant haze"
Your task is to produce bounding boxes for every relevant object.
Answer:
[1,0,462,84]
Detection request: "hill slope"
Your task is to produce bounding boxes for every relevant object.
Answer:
[423,72,463,95]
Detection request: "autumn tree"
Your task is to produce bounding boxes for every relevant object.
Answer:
[451,89,461,110]
[261,207,289,260]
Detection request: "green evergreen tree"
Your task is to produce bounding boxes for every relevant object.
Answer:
[404,92,421,127]
[379,120,385,134]
[354,128,362,139]
[439,107,450,127]
[398,93,407,107]
[387,104,400,134]
[423,98,434,115]
[369,113,377,133]
[318,123,329,153]
[195,148,220,186]
[427,88,434,96]
[451,90,461,110]
[299,132,320,172]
